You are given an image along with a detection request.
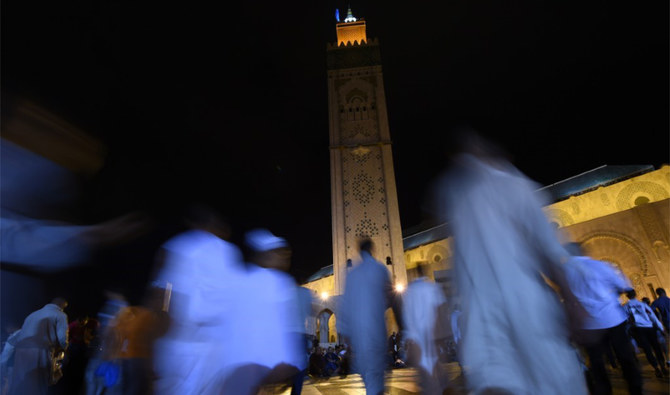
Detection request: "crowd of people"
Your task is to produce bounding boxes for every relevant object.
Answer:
[2,127,669,395]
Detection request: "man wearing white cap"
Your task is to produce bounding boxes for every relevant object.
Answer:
[217,228,304,394]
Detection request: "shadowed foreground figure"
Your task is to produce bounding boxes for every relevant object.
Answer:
[434,127,587,395]
[338,239,394,395]
[8,297,69,395]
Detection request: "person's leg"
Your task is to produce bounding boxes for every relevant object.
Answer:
[581,329,611,395]
[643,327,668,375]
[609,322,643,395]
[290,369,306,395]
[631,327,660,370]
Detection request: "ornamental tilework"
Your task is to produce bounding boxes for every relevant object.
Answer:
[341,145,390,240]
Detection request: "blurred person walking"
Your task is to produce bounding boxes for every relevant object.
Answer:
[93,301,164,394]
[652,288,670,334]
[216,228,304,394]
[150,204,246,395]
[652,288,670,358]
[84,289,129,395]
[292,286,315,394]
[402,264,449,394]
[434,127,587,395]
[624,289,668,378]
[562,242,643,395]
[8,297,69,395]
[338,238,395,395]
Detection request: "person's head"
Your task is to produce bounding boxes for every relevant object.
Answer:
[446,123,512,164]
[626,289,637,300]
[245,228,291,271]
[642,297,651,306]
[51,297,68,310]
[656,288,667,297]
[563,242,584,257]
[416,263,427,278]
[359,238,373,255]
[182,203,231,240]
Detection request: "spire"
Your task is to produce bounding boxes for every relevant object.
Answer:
[344,6,357,23]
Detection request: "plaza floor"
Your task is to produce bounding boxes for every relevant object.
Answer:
[263,360,669,395]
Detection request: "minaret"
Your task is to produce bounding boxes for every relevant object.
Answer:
[327,8,407,296]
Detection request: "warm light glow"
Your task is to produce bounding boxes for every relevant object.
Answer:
[336,21,367,46]
[320,291,329,300]
[395,283,405,293]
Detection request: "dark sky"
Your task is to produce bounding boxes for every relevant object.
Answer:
[2,0,669,289]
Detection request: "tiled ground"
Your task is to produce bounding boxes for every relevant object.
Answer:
[263,359,669,395]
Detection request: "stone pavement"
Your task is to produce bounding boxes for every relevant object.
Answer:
[263,361,669,394]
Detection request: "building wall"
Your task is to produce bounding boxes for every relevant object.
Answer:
[402,165,670,302]
[305,166,669,340]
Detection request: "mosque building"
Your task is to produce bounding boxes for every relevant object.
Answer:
[302,8,670,346]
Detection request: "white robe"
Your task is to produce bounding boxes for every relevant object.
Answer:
[438,154,587,395]
[402,277,446,373]
[152,229,246,395]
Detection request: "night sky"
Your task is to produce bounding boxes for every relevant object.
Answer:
[2,0,668,305]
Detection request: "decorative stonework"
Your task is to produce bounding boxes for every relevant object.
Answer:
[352,172,375,206]
[580,232,648,282]
[616,181,669,211]
[600,193,611,206]
[545,208,575,227]
[355,216,379,237]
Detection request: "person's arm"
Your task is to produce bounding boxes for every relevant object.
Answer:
[644,304,664,331]
[57,314,69,350]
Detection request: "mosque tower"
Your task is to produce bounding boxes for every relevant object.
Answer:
[327,7,407,295]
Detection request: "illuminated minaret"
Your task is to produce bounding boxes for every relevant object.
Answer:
[327,8,407,295]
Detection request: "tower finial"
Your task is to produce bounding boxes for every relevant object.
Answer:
[344,5,357,23]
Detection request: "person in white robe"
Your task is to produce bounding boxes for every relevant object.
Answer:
[338,239,393,395]
[151,205,246,395]
[215,228,304,395]
[402,265,449,394]
[435,127,587,395]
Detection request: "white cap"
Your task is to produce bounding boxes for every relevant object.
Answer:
[245,228,288,252]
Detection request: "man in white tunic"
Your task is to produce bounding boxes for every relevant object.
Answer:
[338,239,393,395]
[436,128,587,395]
[151,205,246,395]
[216,228,304,394]
[402,265,449,394]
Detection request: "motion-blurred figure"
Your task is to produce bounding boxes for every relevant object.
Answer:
[562,242,642,395]
[151,204,245,395]
[338,238,394,395]
[402,264,449,394]
[1,100,150,342]
[435,127,587,395]
[94,301,164,394]
[624,289,668,378]
[651,287,670,363]
[84,289,129,395]
[293,286,315,394]
[652,288,670,335]
[217,229,304,394]
[8,297,69,395]
[0,138,148,271]
[1,325,21,395]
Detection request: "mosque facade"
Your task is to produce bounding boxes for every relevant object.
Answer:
[303,10,670,345]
